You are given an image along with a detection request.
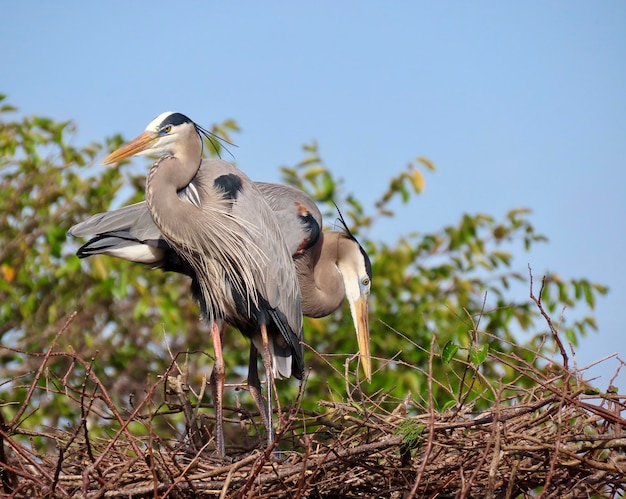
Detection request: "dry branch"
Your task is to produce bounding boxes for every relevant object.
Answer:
[0,306,625,498]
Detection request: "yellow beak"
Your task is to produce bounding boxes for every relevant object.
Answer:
[352,295,371,382]
[103,131,158,165]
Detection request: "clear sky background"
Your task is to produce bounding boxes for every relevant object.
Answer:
[3,2,625,388]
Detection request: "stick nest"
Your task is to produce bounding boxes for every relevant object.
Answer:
[1,312,625,498]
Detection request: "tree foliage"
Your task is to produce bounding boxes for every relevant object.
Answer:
[0,96,608,434]
[281,141,607,407]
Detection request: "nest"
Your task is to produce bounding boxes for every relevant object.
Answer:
[1,312,625,498]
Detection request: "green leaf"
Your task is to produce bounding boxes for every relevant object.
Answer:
[442,340,459,364]
[441,399,456,411]
[470,345,489,366]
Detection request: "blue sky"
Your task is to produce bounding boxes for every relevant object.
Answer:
[4,2,625,387]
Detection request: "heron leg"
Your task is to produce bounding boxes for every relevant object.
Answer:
[259,323,276,448]
[210,322,226,457]
[247,344,272,438]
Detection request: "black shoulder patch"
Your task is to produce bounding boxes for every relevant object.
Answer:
[295,203,321,254]
[214,174,243,200]
[160,112,192,128]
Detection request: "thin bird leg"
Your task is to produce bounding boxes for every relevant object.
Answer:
[210,321,226,457]
[259,323,276,447]
[247,344,272,437]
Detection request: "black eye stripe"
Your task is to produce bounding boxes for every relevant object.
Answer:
[160,112,192,129]
[360,245,372,279]
[339,232,372,280]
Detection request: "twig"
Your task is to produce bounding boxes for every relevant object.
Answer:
[8,311,76,429]
[0,410,17,494]
[408,335,437,498]
[529,266,569,372]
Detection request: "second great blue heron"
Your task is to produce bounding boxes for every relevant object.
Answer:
[83,112,303,457]
[70,182,372,380]
[258,183,372,380]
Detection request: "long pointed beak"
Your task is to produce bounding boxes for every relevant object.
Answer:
[102,131,158,165]
[350,294,371,382]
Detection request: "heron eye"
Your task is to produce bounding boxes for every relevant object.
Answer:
[162,125,172,134]
[361,277,370,286]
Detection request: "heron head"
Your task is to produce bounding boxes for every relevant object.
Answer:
[336,231,373,382]
[102,112,201,164]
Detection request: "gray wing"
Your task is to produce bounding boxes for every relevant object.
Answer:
[69,182,323,264]
[68,201,185,271]
[256,182,322,257]
[69,201,158,239]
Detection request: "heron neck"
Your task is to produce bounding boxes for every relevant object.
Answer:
[297,231,345,317]
[145,156,202,243]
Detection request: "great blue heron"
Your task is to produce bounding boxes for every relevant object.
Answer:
[70,182,372,380]
[84,111,303,457]
[256,183,372,381]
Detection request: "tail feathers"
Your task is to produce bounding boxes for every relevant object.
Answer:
[251,336,294,380]
[269,342,293,380]
[268,308,304,380]
[252,324,304,381]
